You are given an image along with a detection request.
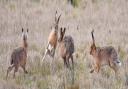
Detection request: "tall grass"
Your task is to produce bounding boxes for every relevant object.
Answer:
[0,0,128,89]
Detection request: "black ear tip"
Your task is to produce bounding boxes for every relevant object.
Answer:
[27,29,29,32]
[60,27,63,30]
[22,28,24,32]
[91,29,94,33]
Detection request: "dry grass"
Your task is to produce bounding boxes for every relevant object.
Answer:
[0,0,128,89]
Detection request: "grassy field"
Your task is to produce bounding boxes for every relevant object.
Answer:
[0,0,128,89]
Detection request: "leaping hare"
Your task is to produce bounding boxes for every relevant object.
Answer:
[41,11,61,63]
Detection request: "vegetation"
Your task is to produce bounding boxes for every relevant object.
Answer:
[0,0,128,89]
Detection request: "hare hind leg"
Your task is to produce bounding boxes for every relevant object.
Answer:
[6,65,15,79]
[71,55,74,70]
[13,65,19,78]
[63,57,67,68]
[42,49,48,63]
[66,55,71,69]
[22,65,28,74]
[42,42,51,63]
[71,55,75,84]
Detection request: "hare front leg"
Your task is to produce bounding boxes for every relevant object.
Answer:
[90,62,100,73]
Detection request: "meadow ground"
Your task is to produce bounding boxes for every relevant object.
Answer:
[0,0,128,89]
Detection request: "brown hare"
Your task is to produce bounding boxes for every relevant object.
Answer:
[41,11,61,63]
[6,28,28,79]
[90,30,121,74]
[58,27,74,69]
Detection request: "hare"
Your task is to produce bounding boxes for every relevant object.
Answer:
[6,28,28,79]
[58,27,74,69]
[41,11,61,63]
[90,30,121,74]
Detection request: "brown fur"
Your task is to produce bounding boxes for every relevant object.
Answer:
[90,30,121,74]
[48,29,58,49]
[6,28,28,79]
[42,11,61,63]
[58,27,74,69]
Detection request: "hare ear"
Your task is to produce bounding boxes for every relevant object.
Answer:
[27,29,29,33]
[22,28,24,32]
[55,11,57,22]
[56,14,61,24]
[91,29,95,44]
[63,27,66,35]
[60,27,63,34]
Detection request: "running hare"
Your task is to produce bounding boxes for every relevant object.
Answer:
[6,28,28,79]
[90,30,121,74]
